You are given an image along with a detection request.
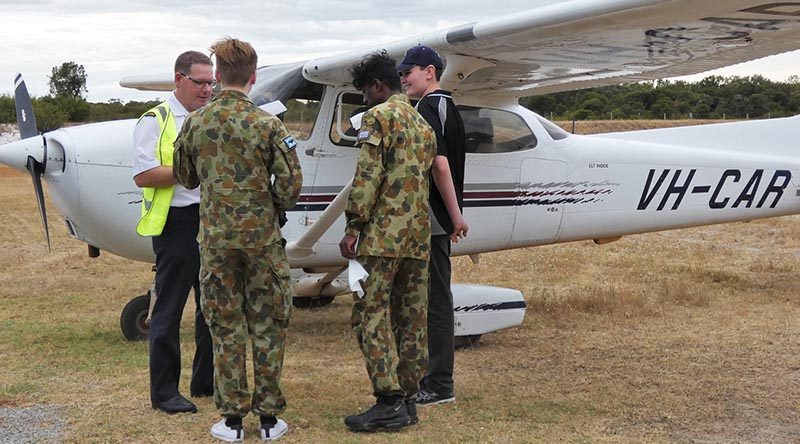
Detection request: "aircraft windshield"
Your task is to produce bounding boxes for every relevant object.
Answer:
[250,62,324,140]
[250,62,307,106]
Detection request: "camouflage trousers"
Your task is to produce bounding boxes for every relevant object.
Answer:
[199,243,293,418]
[351,255,429,397]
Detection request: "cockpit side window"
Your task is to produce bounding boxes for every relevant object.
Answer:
[283,89,323,140]
[330,92,367,147]
[457,105,537,153]
[537,115,570,141]
[329,94,536,153]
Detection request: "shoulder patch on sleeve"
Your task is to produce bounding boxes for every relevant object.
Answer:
[356,112,382,146]
[282,135,297,150]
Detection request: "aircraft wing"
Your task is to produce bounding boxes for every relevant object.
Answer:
[119,74,174,92]
[303,0,800,98]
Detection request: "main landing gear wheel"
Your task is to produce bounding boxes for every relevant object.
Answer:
[455,335,481,349]
[292,296,336,309]
[121,293,150,341]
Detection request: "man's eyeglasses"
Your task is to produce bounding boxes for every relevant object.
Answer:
[179,72,216,89]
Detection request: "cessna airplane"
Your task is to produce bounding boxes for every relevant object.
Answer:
[3,0,800,343]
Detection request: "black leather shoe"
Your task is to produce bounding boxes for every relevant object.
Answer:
[152,395,198,414]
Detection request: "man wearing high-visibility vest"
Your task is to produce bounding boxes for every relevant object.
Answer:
[132,51,215,415]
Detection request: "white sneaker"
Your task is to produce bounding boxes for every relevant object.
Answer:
[260,418,288,441]
[210,418,244,443]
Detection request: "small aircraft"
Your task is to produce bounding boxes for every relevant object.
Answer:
[3,0,800,343]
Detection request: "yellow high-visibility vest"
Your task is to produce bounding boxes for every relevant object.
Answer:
[136,102,177,237]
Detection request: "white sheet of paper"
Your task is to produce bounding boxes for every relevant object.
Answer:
[350,111,365,131]
[259,100,288,116]
[348,259,368,298]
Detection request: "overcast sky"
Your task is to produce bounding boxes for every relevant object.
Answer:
[3,0,800,102]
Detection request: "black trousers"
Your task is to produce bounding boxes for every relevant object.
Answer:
[421,234,455,396]
[149,204,213,405]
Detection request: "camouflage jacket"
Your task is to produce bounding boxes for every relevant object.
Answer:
[174,89,302,248]
[345,93,436,260]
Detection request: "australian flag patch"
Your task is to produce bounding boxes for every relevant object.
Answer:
[283,135,297,150]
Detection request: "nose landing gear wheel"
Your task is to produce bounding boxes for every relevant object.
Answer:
[121,293,150,341]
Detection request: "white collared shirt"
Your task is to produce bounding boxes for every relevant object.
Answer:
[132,92,200,207]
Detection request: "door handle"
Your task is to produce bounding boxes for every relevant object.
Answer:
[305,147,342,158]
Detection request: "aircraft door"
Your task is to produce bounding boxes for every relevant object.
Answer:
[303,89,363,251]
[512,158,568,246]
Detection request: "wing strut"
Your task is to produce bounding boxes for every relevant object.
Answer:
[285,182,352,262]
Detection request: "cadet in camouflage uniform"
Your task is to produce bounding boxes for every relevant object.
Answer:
[339,50,436,432]
[174,37,302,443]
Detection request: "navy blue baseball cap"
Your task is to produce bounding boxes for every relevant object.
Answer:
[397,45,444,72]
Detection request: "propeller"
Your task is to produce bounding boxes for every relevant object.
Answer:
[13,73,51,251]
[14,73,38,139]
[26,153,50,251]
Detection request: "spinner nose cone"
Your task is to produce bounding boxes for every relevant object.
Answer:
[0,136,45,173]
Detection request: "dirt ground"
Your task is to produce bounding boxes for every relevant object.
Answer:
[2,120,800,442]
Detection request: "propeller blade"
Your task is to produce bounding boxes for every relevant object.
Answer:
[14,73,38,139]
[26,155,50,251]
[13,74,50,251]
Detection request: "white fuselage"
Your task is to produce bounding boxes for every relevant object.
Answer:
[24,96,800,267]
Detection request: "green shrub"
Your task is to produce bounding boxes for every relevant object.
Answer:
[32,99,68,132]
[0,95,14,123]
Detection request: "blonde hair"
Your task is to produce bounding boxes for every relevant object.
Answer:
[209,37,258,87]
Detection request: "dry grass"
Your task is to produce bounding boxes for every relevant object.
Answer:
[554,119,728,135]
[3,119,800,442]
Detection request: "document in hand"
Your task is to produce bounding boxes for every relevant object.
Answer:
[348,259,368,298]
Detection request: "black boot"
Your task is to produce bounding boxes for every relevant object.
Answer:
[344,398,410,432]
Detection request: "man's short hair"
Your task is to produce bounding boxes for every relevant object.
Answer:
[350,50,401,92]
[174,51,212,75]
[209,37,258,87]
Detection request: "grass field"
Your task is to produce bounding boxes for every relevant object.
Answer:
[552,119,728,135]
[2,120,800,443]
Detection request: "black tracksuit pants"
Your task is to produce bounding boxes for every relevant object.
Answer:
[421,234,455,396]
[149,204,213,405]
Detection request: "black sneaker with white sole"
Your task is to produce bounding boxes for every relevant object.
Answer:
[415,389,455,406]
[344,399,411,432]
[404,397,418,425]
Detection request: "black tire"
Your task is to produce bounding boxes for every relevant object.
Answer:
[455,335,481,349]
[292,295,336,309]
[121,293,150,341]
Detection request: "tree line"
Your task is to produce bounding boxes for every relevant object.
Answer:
[0,62,160,132]
[4,61,800,133]
[522,75,800,121]
[0,95,162,131]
